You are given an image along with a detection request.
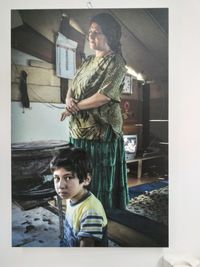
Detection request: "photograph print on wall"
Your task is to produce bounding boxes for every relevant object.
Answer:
[11,8,168,247]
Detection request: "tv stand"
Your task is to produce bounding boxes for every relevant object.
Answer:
[126,154,164,179]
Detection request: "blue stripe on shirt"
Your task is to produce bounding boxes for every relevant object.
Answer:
[81,215,103,223]
[82,223,102,227]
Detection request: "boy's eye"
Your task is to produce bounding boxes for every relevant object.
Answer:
[64,176,74,181]
[53,175,75,182]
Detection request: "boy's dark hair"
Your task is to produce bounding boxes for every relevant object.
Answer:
[50,147,92,185]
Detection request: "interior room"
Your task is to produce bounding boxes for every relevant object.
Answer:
[11,8,168,248]
[1,0,200,266]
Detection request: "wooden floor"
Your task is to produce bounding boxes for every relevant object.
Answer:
[128,175,164,187]
[107,220,158,247]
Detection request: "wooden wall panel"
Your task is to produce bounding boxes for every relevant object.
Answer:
[150,98,168,120]
[11,24,55,64]
[150,122,168,143]
[12,83,61,103]
[11,65,60,87]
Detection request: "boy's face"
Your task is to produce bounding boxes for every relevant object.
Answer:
[53,167,89,202]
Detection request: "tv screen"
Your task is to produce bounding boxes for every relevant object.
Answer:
[123,134,138,160]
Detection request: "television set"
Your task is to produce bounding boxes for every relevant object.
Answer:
[123,134,138,161]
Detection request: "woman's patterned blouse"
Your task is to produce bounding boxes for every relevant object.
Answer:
[69,53,127,140]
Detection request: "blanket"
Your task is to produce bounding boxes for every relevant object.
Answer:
[127,186,168,225]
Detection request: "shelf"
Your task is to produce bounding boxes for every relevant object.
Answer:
[126,154,164,179]
[149,120,168,122]
[126,154,164,164]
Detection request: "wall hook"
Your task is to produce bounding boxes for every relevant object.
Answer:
[86,1,93,8]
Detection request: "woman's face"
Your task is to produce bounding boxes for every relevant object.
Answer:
[88,22,110,52]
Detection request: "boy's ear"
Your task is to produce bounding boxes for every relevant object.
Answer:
[83,173,91,186]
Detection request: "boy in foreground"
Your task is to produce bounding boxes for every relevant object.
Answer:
[50,147,108,247]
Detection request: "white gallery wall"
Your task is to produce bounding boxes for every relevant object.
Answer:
[1,1,200,267]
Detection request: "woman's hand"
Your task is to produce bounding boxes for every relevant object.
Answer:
[66,97,80,114]
[60,109,71,121]
[75,92,110,110]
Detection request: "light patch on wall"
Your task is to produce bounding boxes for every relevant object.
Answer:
[11,102,69,143]
[126,65,138,78]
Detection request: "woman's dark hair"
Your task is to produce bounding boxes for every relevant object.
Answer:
[50,147,92,185]
[90,12,122,54]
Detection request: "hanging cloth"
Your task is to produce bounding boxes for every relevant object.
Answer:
[19,70,30,108]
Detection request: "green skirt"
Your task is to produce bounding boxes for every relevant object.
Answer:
[70,131,129,210]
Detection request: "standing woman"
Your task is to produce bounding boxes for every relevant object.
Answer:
[61,13,129,210]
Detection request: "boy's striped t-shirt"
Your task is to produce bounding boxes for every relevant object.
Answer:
[62,192,108,247]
